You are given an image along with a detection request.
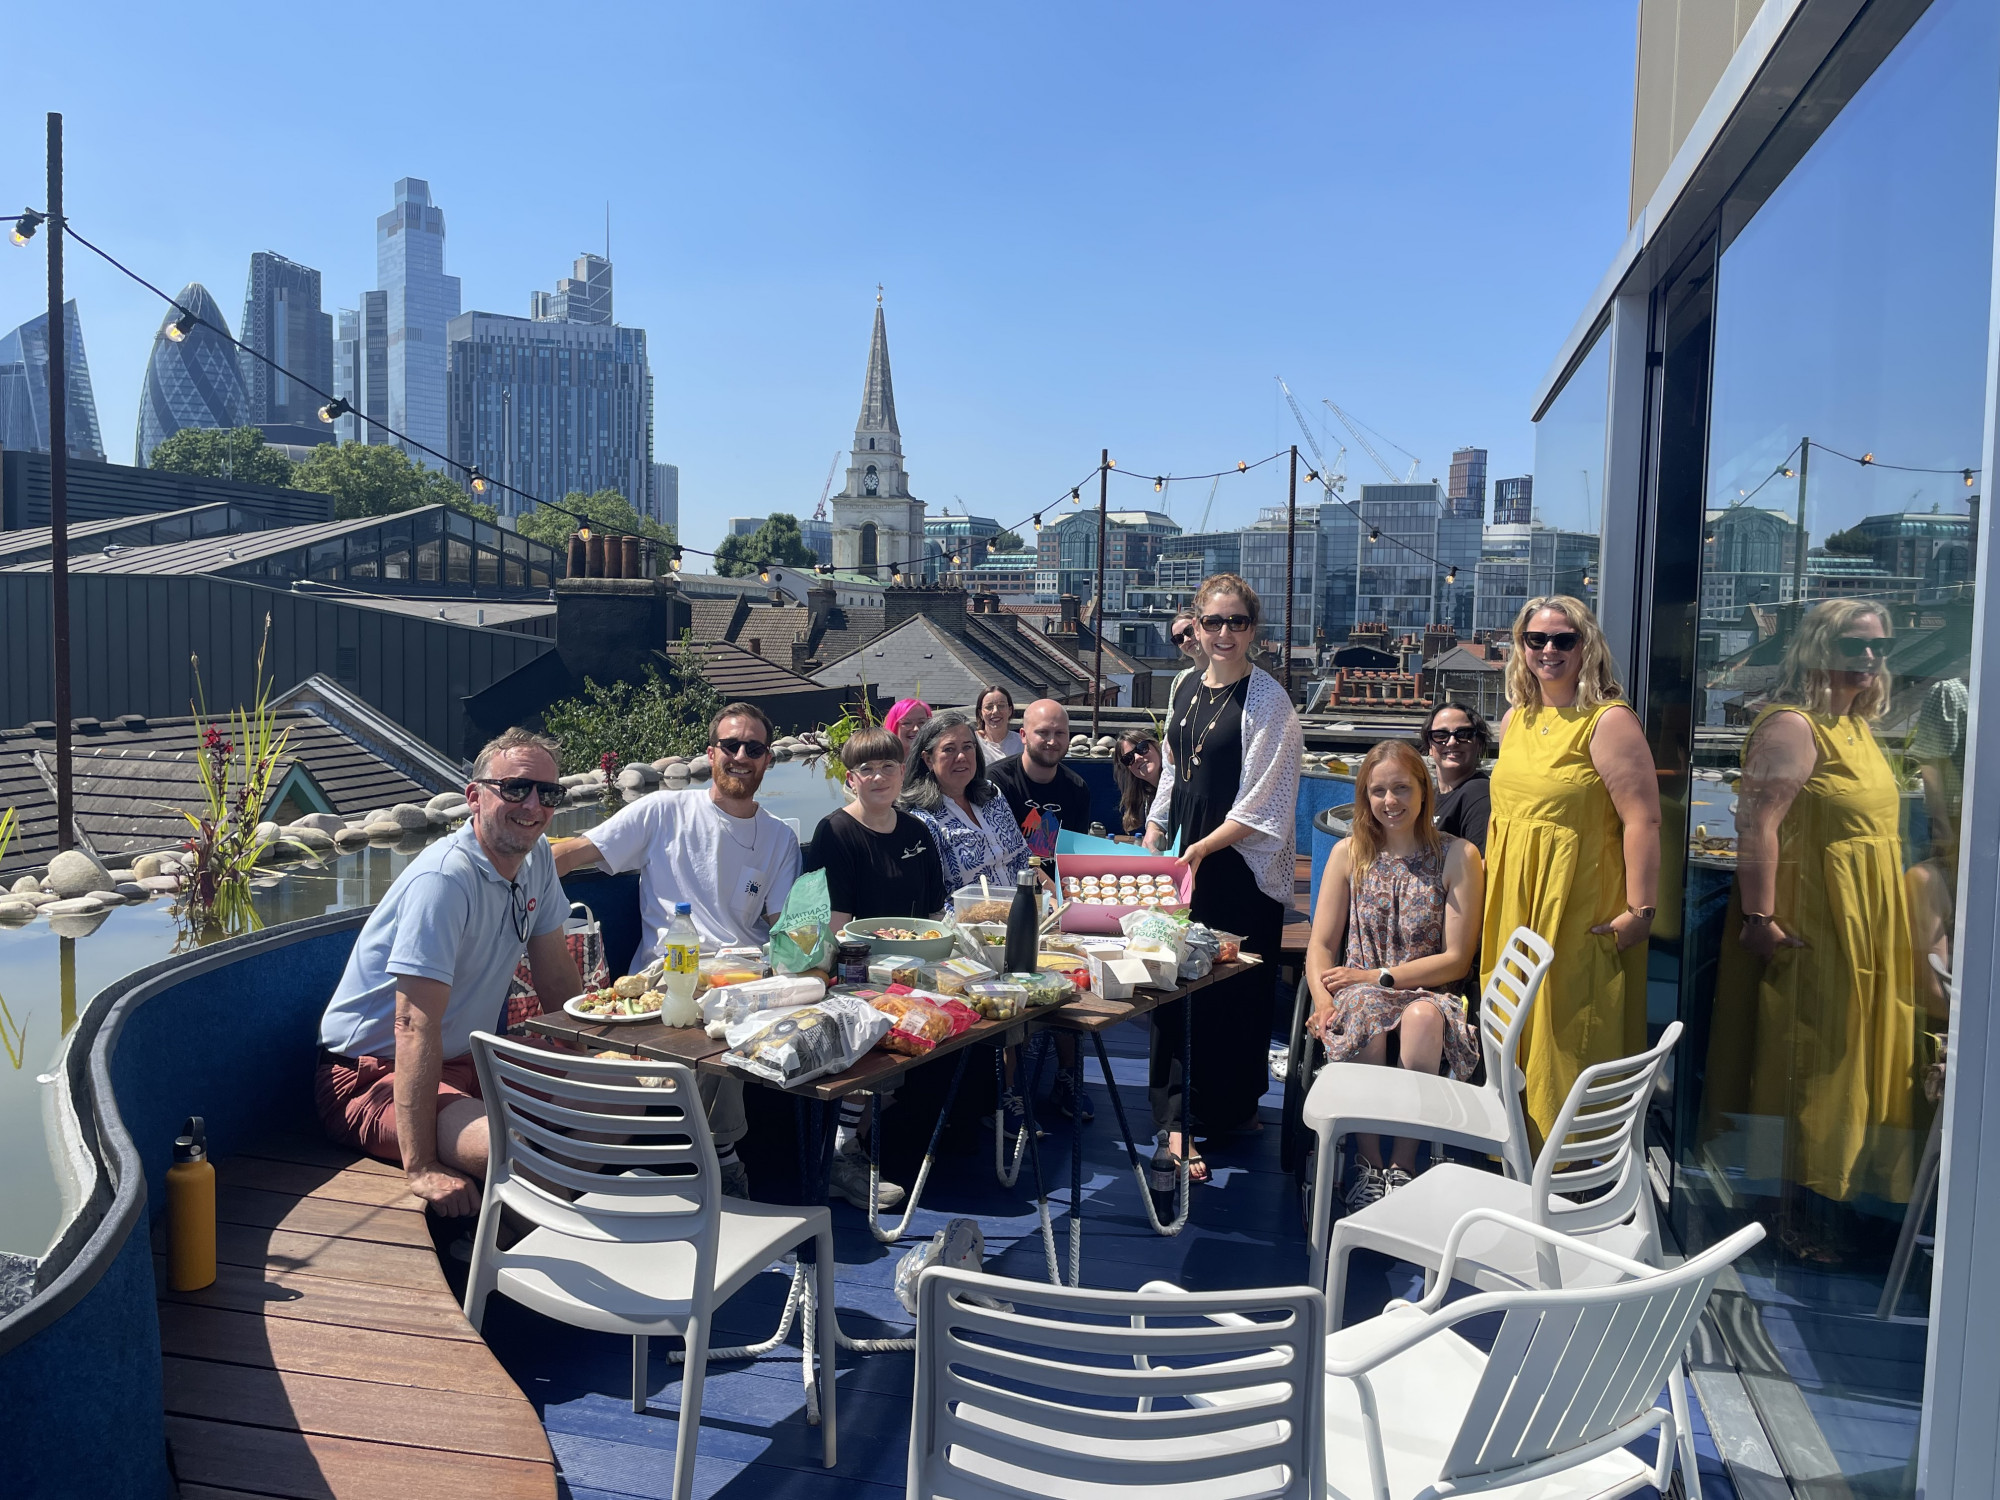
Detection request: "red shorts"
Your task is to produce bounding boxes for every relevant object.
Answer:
[314,1052,483,1166]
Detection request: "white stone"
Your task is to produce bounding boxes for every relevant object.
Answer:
[290,812,348,835]
[0,902,35,923]
[360,809,390,827]
[288,827,336,851]
[334,825,370,844]
[364,820,404,839]
[46,850,114,899]
[686,760,711,780]
[616,767,650,791]
[44,896,109,916]
[132,855,165,880]
[114,882,149,901]
[10,875,40,895]
[440,802,470,820]
[424,791,463,813]
[390,804,430,830]
[48,909,108,938]
[254,821,281,844]
[138,875,182,893]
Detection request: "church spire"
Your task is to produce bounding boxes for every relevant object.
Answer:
[857,294,899,440]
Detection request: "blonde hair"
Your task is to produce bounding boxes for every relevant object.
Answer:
[1348,739,1440,871]
[1774,598,1894,720]
[1505,595,1624,710]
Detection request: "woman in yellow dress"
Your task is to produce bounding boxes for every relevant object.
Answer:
[1702,599,1923,1253]
[1483,595,1661,1141]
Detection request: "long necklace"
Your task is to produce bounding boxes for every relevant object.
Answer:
[1186,675,1240,769]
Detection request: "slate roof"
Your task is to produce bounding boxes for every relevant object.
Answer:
[1,509,409,576]
[809,615,1023,706]
[0,704,457,877]
[0,502,269,565]
[679,640,837,699]
[1424,644,1501,674]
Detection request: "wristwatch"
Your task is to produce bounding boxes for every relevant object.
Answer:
[1626,904,1657,921]
[1741,911,1773,928]
[1378,968,1395,988]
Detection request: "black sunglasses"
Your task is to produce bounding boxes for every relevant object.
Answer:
[1171,630,1194,646]
[473,776,567,808]
[1118,741,1158,767]
[1520,630,1581,651]
[1427,727,1481,746]
[712,737,771,759]
[1199,613,1253,634]
[507,878,532,944]
[1835,636,1893,660]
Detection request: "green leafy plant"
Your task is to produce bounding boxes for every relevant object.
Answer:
[172,617,308,939]
[514,487,672,549]
[148,425,299,487]
[291,440,496,522]
[540,635,725,773]
[713,512,816,577]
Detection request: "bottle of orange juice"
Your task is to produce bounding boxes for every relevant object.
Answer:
[166,1116,216,1292]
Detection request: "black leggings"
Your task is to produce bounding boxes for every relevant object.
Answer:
[1148,844,1286,1139]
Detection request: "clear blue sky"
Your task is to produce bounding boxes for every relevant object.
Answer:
[1,3,1636,558]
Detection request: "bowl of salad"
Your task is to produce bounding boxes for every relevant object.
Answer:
[838,918,958,962]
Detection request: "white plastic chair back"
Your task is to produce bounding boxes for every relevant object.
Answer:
[468,1031,721,1257]
[910,1267,1325,1500]
[1477,926,1553,1178]
[1436,1222,1760,1487]
[1529,1021,1681,1242]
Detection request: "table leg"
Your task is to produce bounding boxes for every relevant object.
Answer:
[993,1039,1033,1187]
[1016,1040,1062,1285]
[1067,1044,1084,1286]
[864,1048,972,1245]
[1090,1027,1190,1238]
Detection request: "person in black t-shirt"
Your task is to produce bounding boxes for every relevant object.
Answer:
[1416,703,1491,856]
[803,727,947,929]
[988,699,1093,861]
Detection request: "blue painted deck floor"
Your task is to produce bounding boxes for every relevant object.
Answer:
[469,1024,1739,1500]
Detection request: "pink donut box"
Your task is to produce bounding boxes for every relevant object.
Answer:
[1053,854,1193,934]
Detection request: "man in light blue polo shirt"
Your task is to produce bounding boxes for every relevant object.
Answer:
[316,728,580,1216]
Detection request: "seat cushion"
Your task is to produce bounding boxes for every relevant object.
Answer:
[493,1200,827,1336]
[1323,1310,1655,1500]
[1301,1063,1511,1158]
[1332,1166,1648,1297]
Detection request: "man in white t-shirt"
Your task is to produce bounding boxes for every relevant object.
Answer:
[554,702,800,1196]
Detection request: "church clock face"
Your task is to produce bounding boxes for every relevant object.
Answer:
[864,465,879,496]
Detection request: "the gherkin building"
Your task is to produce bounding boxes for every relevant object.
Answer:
[135,282,248,466]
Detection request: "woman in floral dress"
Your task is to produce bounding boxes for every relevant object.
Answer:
[1306,739,1485,1208]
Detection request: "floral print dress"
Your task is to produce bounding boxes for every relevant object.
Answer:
[1322,839,1480,1080]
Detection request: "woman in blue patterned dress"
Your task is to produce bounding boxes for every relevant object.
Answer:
[1305,739,1485,1208]
[900,710,1033,892]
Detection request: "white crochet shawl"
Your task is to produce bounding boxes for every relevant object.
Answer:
[1146,664,1302,906]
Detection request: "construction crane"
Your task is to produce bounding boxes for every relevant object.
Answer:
[1196,475,1224,533]
[1276,376,1346,499]
[811,451,840,521]
[1323,400,1422,484]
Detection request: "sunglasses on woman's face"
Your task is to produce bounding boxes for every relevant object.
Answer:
[1200,613,1253,634]
[1521,630,1581,651]
[473,777,568,808]
[1427,727,1480,746]
[1118,742,1157,767]
[1171,631,1194,646]
[1834,635,1892,660]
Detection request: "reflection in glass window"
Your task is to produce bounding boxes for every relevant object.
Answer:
[447,538,473,583]
[347,530,379,580]
[448,510,474,541]
[1525,329,1608,630]
[476,546,499,587]
[505,556,524,587]
[416,538,440,583]
[1659,1,1996,1491]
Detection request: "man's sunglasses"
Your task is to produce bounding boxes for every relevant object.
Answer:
[1835,636,1894,661]
[1199,613,1254,634]
[473,777,567,808]
[1427,727,1481,746]
[712,737,771,759]
[1521,630,1581,651]
[1118,741,1158,767]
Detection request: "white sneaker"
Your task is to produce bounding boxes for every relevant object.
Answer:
[1382,1166,1414,1195]
[1344,1162,1387,1214]
[830,1152,906,1212]
[718,1159,752,1199]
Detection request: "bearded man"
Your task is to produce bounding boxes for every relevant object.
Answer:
[552,701,801,1196]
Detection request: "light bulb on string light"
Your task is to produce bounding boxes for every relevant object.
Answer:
[1070,489,1080,504]
[1106,458,1115,470]
[468,468,489,496]
[165,307,197,343]
[1445,567,1458,585]
[1368,526,1380,543]
[1966,470,1977,487]
[1032,514,1043,532]
[1305,471,1318,485]
[1154,477,1163,492]
[1860,452,1875,466]
[759,567,770,583]
[1779,465,1795,479]
[9,209,45,247]
[578,526,592,541]
[317,396,352,424]
[1236,461,1247,473]
[669,546,682,572]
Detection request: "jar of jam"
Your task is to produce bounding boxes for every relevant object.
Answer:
[834,940,872,986]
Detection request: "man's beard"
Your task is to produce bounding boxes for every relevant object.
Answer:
[714,762,762,799]
[1026,743,1064,768]
[479,806,544,858]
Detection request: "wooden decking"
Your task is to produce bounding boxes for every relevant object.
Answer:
[155,1134,557,1500]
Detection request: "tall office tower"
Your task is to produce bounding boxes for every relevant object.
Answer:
[445,308,652,520]
[1492,474,1533,526]
[1354,481,1481,633]
[1447,446,1488,520]
[331,291,391,446]
[135,283,250,466]
[376,178,461,467]
[651,462,680,533]
[531,254,613,325]
[240,252,334,434]
[0,299,105,461]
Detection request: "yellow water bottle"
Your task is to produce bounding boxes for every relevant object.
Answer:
[166,1115,216,1292]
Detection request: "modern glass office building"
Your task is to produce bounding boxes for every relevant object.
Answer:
[1536,1,1999,1491]
[376,179,461,469]
[0,299,103,462]
[1472,521,1600,635]
[134,283,249,467]
[239,252,334,431]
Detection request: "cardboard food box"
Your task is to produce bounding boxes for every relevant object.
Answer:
[1054,855,1193,934]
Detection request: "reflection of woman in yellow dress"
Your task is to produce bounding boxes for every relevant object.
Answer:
[1483,596,1661,1141]
[1703,599,1923,1246]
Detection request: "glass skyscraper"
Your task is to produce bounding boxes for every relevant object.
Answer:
[1446,446,1487,519]
[1492,474,1533,525]
[376,179,460,468]
[239,252,333,432]
[0,299,104,462]
[135,283,249,466]
[333,291,389,447]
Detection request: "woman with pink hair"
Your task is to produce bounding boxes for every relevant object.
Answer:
[883,697,933,752]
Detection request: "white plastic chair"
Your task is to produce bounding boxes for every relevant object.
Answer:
[1328,1021,1682,1325]
[1314,1211,1763,1500]
[463,1031,837,1500]
[1301,925,1553,1291]
[906,1267,1325,1500]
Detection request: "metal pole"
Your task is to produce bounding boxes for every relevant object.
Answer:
[1092,449,1109,739]
[1284,444,1298,691]
[1791,437,1809,614]
[47,112,73,853]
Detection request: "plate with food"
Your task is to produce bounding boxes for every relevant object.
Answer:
[838,917,958,961]
[565,975,670,1024]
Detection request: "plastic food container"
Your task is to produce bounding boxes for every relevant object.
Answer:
[951,884,1034,927]
[964,980,1028,1021]
[1053,855,1194,934]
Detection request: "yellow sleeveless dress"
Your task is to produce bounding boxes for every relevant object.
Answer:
[1483,701,1650,1140]
[1700,707,1921,1204]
